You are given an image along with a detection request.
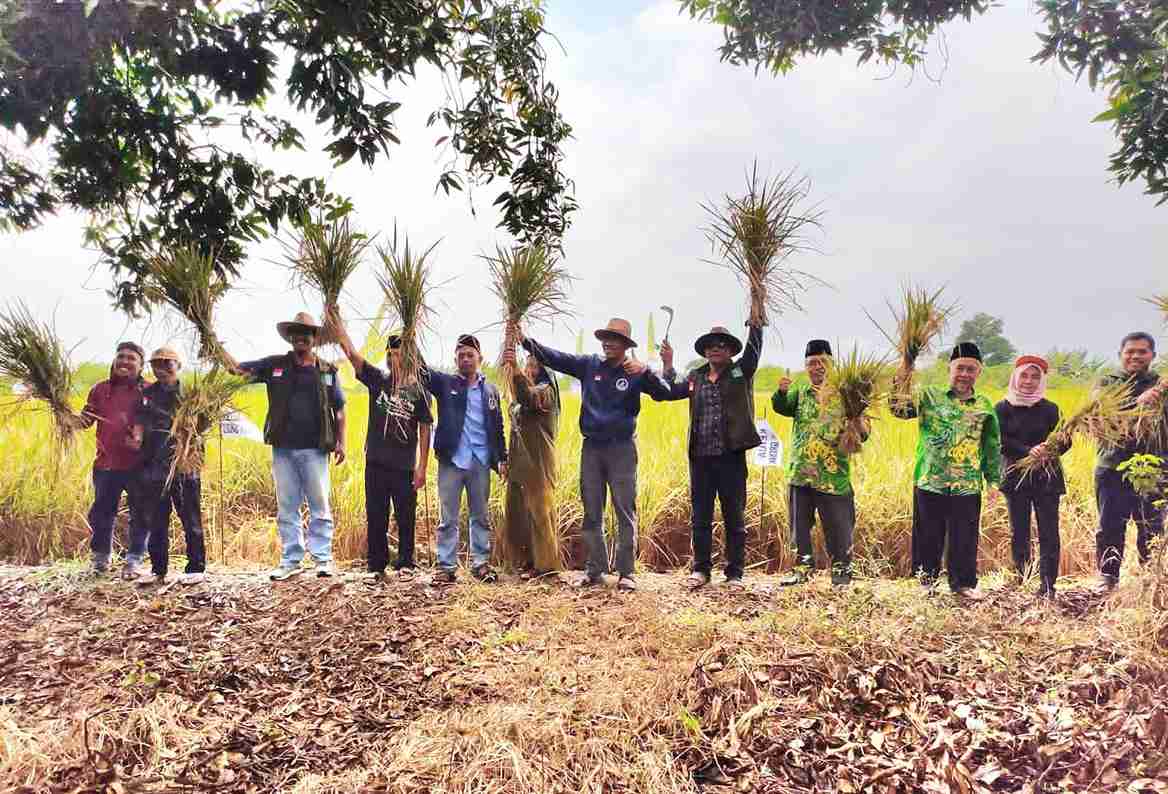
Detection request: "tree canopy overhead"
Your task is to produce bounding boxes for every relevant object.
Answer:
[680,0,1168,206]
[956,312,1017,368]
[0,0,576,313]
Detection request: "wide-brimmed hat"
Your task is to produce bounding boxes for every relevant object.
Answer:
[594,318,636,348]
[277,312,321,344]
[148,346,182,365]
[695,326,742,357]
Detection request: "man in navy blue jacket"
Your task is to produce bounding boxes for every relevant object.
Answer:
[522,318,671,591]
[424,334,507,583]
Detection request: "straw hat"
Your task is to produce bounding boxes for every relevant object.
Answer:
[594,318,636,348]
[148,346,182,365]
[694,326,742,357]
[276,312,321,344]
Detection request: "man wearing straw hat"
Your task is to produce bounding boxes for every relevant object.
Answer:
[221,312,347,580]
[891,341,1001,601]
[326,307,433,580]
[129,346,206,586]
[81,341,149,578]
[657,322,764,590]
[423,333,507,584]
[772,340,864,588]
[521,318,672,591]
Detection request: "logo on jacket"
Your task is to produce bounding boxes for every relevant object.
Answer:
[615,378,629,392]
[488,394,498,411]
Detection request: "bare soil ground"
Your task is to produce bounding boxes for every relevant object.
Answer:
[2,564,1168,793]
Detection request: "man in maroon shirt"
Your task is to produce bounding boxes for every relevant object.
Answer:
[81,341,147,578]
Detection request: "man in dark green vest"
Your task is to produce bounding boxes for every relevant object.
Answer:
[658,322,763,589]
[222,312,347,580]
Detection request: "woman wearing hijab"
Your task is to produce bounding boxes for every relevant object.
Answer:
[995,355,1067,598]
[499,348,563,575]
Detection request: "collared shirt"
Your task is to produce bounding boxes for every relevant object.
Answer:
[892,384,1001,496]
[452,377,489,470]
[773,381,853,496]
[134,381,185,481]
[84,376,144,471]
[693,379,725,457]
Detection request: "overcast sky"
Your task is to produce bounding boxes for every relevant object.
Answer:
[3,1,1165,371]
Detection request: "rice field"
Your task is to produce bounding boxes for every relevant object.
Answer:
[0,382,1115,578]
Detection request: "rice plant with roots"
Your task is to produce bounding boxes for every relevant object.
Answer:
[143,245,230,362]
[701,161,824,327]
[168,368,248,484]
[376,226,438,394]
[484,242,573,397]
[1010,378,1149,485]
[866,283,958,411]
[0,300,84,445]
[822,345,890,455]
[283,214,373,346]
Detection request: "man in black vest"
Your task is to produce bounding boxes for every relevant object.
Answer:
[222,312,347,580]
[658,323,763,589]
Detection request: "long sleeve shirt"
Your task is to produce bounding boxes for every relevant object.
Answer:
[994,398,1066,494]
[522,339,672,443]
[891,384,1001,496]
[84,376,144,471]
[772,381,854,496]
[1095,370,1167,470]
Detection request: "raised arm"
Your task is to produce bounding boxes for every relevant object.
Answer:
[889,370,919,419]
[771,378,797,417]
[522,337,588,380]
[654,340,692,401]
[739,323,764,378]
[324,305,367,375]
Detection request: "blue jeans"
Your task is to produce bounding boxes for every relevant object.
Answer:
[272,447,333,567]
[436,459,492,571]
[88,469,149,569]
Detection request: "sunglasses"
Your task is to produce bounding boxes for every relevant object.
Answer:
[388,338,402,350]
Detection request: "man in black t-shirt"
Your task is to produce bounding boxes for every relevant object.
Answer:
[327,307,433,577]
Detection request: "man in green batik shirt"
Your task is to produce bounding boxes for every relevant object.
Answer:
[772,340,865,587]
[891,342,1001,601]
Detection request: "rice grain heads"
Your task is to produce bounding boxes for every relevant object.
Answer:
[143,246,230,362]
[701,161,824,327]
[376,226,438,389]
[283,215,373,346]
[168,368,248,482]
[0,300,84,445]
[822,346,890,455]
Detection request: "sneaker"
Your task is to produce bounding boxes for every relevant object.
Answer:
[778,569,808,587]
[830,568,853,587]
[471,564,498,583]
[92,566,110,579]
[954,587,985,602]
[180,572,206,586]
[1092,575,1118,594]
[136,572,166,588]
[435,569,457,584]
[315,562,335,578]
[120,562,142,581]
[617,576,637,592]
[686,571,710,590]
[269,564,303,581]
[365,570,387,584]
[574,572,604,588]
[723,576,745,590]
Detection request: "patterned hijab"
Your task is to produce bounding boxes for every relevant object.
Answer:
[1006,355,1048,408]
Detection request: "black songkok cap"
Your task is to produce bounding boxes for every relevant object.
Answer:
[950,342,983,362]
[456,334,481,354]
[804,339,832,358]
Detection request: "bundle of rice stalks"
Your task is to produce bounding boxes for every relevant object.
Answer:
[1145,294,1168,325]
[484,243,573,397]
[375,226,438,389]
[866,283,957,411]
[143,246,230,361]
[0,301,83,444]
[1011,378,1147,484]
[168,368,247,481]
[283,215,372,346]
[701,161,824,327]
[821,346,890,455]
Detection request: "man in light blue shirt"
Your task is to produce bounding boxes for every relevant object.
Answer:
[425,334,507,583]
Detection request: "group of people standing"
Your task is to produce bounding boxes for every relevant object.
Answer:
[77,307,1167,598]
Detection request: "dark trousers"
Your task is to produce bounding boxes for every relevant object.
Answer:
[913,487,981,591]
[139,475,205,576]
[366,462,417,572]
[788,484,855,569]
[1005,490,1060,589]
[690,452,748,579]
[88,469,148,569]
[1095,466,1164,581]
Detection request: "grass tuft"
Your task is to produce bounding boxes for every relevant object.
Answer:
[375,225,438,390]
[282,214,373,346]
[0,300,84,445]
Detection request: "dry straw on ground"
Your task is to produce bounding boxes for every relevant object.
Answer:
[701,161,824,328]
[0,300,84,445]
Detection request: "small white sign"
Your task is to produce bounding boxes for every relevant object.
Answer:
[754,419,783,468]
[10,382,29,396]
[220,410,264,443]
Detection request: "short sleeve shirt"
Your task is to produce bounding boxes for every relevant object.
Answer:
[357,363,433,470]
[241,355,345,450]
